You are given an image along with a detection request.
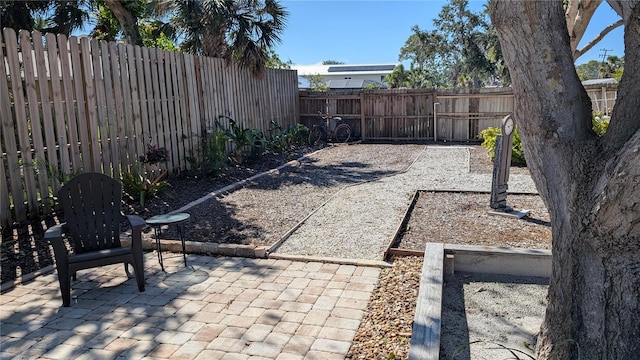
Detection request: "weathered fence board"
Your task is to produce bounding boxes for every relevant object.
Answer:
[584,85,617,116]
[22,30,52,214]
[6,29,38,220]
[1,29,299,227]
[0,32,19,224]
[34,34,58,202]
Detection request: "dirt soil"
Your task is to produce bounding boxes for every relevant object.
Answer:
[395,192,551,251]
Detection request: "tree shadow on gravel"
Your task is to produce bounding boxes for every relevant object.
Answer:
[246,158,403,191]
[153,198,268,246]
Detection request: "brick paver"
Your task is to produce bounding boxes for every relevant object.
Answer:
[1,253,381,359]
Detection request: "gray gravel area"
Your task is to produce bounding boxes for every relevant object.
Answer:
[440,273,548,360]
[273,146,538,260]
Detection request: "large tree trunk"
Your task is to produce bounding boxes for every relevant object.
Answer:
[489,1,640,359]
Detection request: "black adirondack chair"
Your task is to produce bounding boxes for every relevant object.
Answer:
[45,172,145,306]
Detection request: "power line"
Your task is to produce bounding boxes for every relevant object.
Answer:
[599,48,613,63]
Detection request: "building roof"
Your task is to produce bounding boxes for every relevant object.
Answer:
[582,78,618,86]
[327,79,387,89]
[327,64,396,73]
[292,63,398,76]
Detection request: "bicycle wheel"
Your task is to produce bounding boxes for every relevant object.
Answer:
[311,126,326,144]
[334,124,351,143]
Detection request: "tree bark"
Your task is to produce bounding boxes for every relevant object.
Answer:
[104,0,142,46]
[489,1,640,359]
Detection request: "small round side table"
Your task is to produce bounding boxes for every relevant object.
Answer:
[146,213,190,272]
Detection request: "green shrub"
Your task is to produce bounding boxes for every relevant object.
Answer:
[121,166,171,208]
[284,123,311,147]
[479,126,526,167]
[249,128,268,158]
[216,116,254,164]
[480,111,610,167]
[268,121,311,154]
[592,112,610,136]
[200,129,228,175]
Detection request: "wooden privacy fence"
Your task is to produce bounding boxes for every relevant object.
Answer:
[299,88,512,141]
[299,85,619,142]
[299,89,435,140]
[0,28,299,227]
[435,88,513,141]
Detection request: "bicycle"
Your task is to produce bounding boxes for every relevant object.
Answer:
[312,114,352,144]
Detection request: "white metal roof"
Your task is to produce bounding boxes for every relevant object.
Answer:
[582,78,618,86]
[327,79,387,89]
[292,63,398,76]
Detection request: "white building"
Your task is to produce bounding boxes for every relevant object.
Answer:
[293,63,397,89]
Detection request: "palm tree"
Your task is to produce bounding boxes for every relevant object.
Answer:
[1,0,87,35]
[171,0,288,77]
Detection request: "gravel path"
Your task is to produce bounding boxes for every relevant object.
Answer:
[273,146,538,260]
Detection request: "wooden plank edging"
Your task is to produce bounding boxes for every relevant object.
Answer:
[444,243,552,278]
[409,242,444,360]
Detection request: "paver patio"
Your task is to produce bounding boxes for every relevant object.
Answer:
[0,253,380,359]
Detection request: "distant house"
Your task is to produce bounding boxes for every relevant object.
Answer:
[293,63,397,89]
[582,78,618,115]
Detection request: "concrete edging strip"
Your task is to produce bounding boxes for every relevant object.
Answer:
[267,253,392,268]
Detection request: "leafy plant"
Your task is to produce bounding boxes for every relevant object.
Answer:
[592,111,610,136]
[121,166,171,208]
[268,121,311,154]
[249,129,268,158]
[216,116,253,164]
[139,143,169,164]
[479,126,526,167]
[302,74,329,91]
[25,158,83,211]
[198,129,229,175]
[30,158,81,185]
[284,123,311,147]
[481,112,610,168]
[267,121,288,154]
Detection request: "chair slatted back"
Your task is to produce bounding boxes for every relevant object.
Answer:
[58,173,123,253]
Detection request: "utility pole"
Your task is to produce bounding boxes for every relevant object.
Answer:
[599,48,613,78]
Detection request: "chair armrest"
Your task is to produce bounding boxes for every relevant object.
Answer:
[45,223,69,262]
[45,223,64,240]
[125,215,146,252]
[125,214,146,231]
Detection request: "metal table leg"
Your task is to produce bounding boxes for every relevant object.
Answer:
[178,224,187,267]
[154,225,165,272]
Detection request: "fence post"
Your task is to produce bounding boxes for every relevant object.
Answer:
[360,92,366,141]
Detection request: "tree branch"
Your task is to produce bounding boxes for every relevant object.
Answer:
[104,0,142,46]
[490,1,593,140]
[601,3,640,154]
[566,0,602,57]
[606,0,640,24]
[574,19,624,60]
